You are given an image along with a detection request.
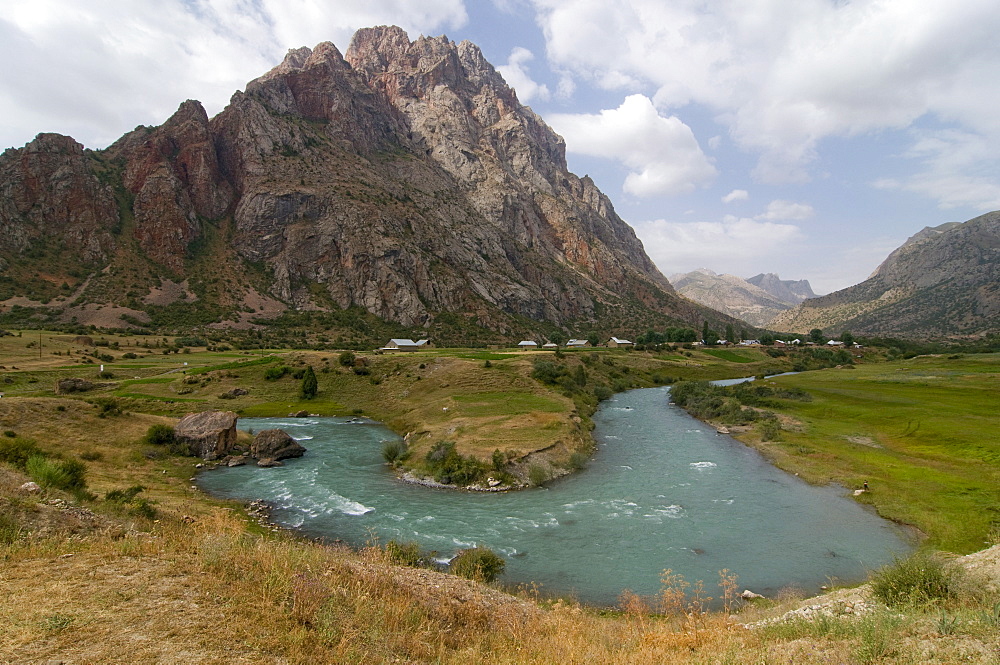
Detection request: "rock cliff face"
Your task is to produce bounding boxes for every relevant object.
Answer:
[669,269,814,327]
[771,212,1000,338]
[0,26,718,336]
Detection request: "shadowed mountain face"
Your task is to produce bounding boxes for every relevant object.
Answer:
[770,212,1000,338]
[669,269,815,327]
[0,26,726,337]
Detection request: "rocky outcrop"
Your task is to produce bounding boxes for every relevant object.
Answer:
[772,212,1000,338]
[106,100,234,270]
[0,134,118,269]
[250,429,306,461]
[174,410,238,460]
[745,273,816,305]
[55,378,95,394]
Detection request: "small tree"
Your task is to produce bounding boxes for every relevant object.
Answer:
[300,365,318,399]
[338,351,356,367]
[809,328,825,344]
[759,332,775,346]
[840,331,855,347]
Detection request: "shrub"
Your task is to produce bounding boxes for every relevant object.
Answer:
[143,424,175,446]
[338,351,356,367]
[384,540,428,567]
[450,547,505,583]
[382,440,409,465]
[263,366,290,381]
[105,485,157,519]
[26,455,87,491]
[0,436,44,469]
[870,552,960,607]
[92,398,124,417]
[528,464,548,486]
[424,441,487,485]
[568,452,589,470]
[593,385,614,401]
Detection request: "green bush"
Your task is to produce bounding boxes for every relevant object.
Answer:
[338,351,356,367]
[382,440,409,465]
[424,442,488,486]
[263,366,290,381]
[0,436,44,469]
[870,552,959,607]
[105,485,157,519]
[143,423,175,446]
[25,455,87,491]
[384,540,428,567]
[528,464,548,486]
[450,547,506,583]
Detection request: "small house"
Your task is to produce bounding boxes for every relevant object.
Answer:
[607,337,634,348]
[518,340,538,350]
[382,338,420,352]
[542,342,558,349]
[566,339,591,347]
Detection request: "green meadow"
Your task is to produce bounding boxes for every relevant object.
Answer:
[738,354,1000,553]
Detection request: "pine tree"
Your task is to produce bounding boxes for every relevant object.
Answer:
[300,365,318,399]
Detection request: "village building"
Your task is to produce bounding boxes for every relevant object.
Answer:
[607,336,634,348]
[566,339,591,347]
[382,338,420,352]
[542,342,558,349]
[517,340,538,350]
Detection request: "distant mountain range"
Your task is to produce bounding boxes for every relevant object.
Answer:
[771,212,1000,339]
[0,26,733,340]
[669,269,816,327]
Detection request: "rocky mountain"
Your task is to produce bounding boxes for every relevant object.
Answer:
[0,26,726,340]
[745,273,816,305]
[669,269,815,327]
[770,212,1000,338]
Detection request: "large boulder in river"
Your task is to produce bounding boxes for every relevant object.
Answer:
[174,410,238,460]
[251,429,306,461]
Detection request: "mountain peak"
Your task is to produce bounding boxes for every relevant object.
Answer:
[0,26,730,337]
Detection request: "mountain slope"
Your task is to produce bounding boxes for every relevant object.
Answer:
[771,212,1000,338]
[0,26,723,338]
[669,269,815,327]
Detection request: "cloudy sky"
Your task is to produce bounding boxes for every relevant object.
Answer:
[4,0,999,293]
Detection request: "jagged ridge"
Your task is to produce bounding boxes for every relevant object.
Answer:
[771,212,1000,338]
[0,26,725,337]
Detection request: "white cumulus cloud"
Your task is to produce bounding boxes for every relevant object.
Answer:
[547,94,717,197]
[632,216,804,278]
[757,200,814,221]
[722,189,748,204]
[0,0,468,149]
[496,46,551,103]
[531,0,1000,199]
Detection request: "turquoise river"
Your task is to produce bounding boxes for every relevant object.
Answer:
[197,385,913,606]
